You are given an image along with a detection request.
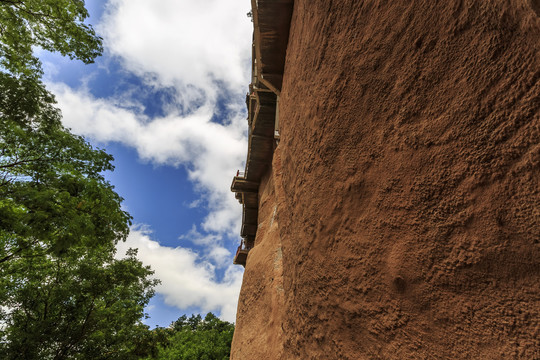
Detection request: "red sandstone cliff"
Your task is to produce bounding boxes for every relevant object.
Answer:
[231,1,540,359]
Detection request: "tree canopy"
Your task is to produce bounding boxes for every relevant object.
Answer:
[0,248,157,359]
[0,91,131,263]
[0,1,159,358]
[133,313,236,360]
[0,0,102,77]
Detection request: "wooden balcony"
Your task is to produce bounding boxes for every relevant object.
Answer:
[251,0,294,94]
[232,0,293,266]
[233,248,249,267]
[231,176,259,193]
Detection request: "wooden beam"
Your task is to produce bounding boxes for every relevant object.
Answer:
[231,177,259,193]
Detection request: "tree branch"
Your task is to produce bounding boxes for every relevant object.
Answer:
[0,0,61,21]
[0,238,41,264]
[0,154,45,169]
[54,298,96,360]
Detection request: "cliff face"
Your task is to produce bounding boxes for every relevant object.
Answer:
[231,155,287,359]
[231,1,540,359]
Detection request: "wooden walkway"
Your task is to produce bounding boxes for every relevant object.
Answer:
[231,0,293,266]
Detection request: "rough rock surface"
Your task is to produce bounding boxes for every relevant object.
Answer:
[231,1,540,359]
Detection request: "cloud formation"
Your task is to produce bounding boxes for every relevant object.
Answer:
[100,0,252,107]
[47,0,254,322]
[117,227,243,322]
[51,83,245,236]
[53,0,252,236]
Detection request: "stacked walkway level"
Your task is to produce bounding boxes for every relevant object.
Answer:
[231,0,293,266]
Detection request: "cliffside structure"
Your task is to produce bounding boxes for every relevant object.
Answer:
[231,0,294,266]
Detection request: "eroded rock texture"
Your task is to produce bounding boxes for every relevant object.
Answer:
[232,1,539,359]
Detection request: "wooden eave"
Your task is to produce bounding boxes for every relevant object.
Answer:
[231,176,259,193]
[251,0,294,94]
[232,0,293,266]
[233,249,249,267]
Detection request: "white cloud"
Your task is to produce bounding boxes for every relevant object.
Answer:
[179,225,221,246]
[117,227,243,322]
[45,0,254,324]
[100,0,252,106]
[187,199,202,209]
[51,83,245,236]
[51,81,246,321]
[178,226,233,268]
[49,0,252,236]
[207,246,232,269]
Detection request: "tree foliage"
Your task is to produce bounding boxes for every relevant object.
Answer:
[0,0,102,77]
[136,313,235,360]
[0,94,131,262]
[0,1,159,358]
[0,248,158,359]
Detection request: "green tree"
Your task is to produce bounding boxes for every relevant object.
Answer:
[0,85,160,358]
[0,0,102,77]
[0,69,158,359]
[0,93,131,263]
[0,0,123,268]
[0,0,159,358]
[0,0,103,120]
[149,313,235,360]
[0,247,158,359]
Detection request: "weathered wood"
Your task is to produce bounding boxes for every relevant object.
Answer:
[231,177,259,193]
[253,0,294,93]
[232,0,292,266]
[243,206,258,225]
[242,193,258,209]
[233,249,249,267]
[241,223,258,237]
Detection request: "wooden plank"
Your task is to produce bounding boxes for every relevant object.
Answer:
[231,177,259,193]
[255,0,293,92]
[233,249,249,266]
[243,207,258,224]
[232,0,292,265]
[241,223,258,237]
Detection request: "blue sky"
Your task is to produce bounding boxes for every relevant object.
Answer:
[39,0,252,327]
